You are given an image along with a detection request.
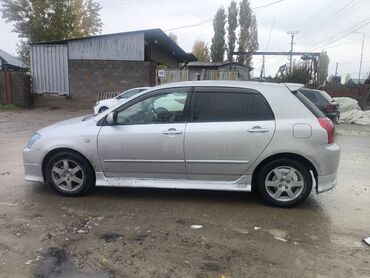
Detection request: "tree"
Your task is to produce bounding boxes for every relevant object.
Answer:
[279,61,311,84]
[168,32,178,44]
[210,7,226,62]
[247,14,258,65]
[1,0,103,64]
[318,51,329,84]
[237,0,258,67]
[192,39,210,62]
[227,0,238,62]
[237,0,252,65]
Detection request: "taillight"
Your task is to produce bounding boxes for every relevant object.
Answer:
[318,118,335,144]
[324,104,336,112]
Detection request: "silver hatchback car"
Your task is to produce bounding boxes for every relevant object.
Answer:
[23,81,340,207]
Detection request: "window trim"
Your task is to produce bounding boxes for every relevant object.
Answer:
[99,87,194,126]
[187,86,275,123]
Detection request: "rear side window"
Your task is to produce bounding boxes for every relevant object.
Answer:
[318,90,334,102]
[299,89,331,104]
[192,88,274,122]
[300,89,318,103]
[294,91,326,118]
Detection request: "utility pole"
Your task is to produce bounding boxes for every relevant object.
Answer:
[335,62,339,76]
[358,33,365,85]
[260,56,265,79]
[287,31,299,75]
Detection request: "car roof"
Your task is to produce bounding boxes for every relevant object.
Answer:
[152,80,301,91]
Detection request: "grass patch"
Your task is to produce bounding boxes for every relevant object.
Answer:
[0,104,17,110]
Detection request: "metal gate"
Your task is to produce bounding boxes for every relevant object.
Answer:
[30,44,69,95]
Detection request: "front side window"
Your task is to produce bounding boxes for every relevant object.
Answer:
[192,88,274,122]
[116,90,189,125]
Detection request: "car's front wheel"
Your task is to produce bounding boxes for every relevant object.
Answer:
[45,151,95,196]
[256,159,312,207]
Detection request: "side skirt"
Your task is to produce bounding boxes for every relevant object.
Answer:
[95,172,252,192]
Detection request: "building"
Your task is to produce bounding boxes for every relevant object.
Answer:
[30,29,196,107]
[186,61,252,81]
[346,78,367,86]
[0,49,26,71]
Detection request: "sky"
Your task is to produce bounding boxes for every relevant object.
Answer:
[1,0,370,79]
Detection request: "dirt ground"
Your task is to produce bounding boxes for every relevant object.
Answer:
[0,107,370,278]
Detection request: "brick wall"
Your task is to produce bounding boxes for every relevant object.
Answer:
[68,60,157,107]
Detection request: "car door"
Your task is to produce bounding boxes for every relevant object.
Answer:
[97,87,191,179]
[184,87,275,181]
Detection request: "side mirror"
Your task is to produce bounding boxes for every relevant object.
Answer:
[106,111,117,125]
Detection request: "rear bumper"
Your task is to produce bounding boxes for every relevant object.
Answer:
[305,143,340,193]
[325,112,340,122]
[305,143,341,176]
[317,172,337,193]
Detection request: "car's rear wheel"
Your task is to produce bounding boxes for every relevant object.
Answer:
[256,159,312,207]
[45,151,95,196]
[98,106,108,113]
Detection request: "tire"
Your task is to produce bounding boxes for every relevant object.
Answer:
[45,151,95,196]
[255,158,312,208]
[98,106,108,113]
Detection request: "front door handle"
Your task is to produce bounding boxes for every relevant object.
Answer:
[163,128,183,135]
[247,126,269,133]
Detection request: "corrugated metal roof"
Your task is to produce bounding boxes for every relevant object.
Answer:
[30,28,196,63]
[0,49,24,68]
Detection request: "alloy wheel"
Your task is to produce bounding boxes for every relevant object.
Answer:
[264,166,305,202]
[51,159,85,192]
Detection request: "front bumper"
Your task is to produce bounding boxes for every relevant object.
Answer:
[23,148,47,183]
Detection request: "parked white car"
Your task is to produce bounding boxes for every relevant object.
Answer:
[94,87,150,114]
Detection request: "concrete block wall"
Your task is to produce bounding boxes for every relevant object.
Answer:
[68,60,157,107]
[11,72,32,108]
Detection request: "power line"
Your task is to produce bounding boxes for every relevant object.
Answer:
[265,16,275,50]
[309,19,370,50]
[302,0,364,37]
[253,0,285,11]
[322,38,364,49]
[164,19,212,32]
[165,0,285,32]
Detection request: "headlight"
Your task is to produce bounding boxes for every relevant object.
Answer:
[27,133,41,149]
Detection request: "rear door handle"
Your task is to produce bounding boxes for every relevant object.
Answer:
[247,126,269,133]
[163,128,183,135]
